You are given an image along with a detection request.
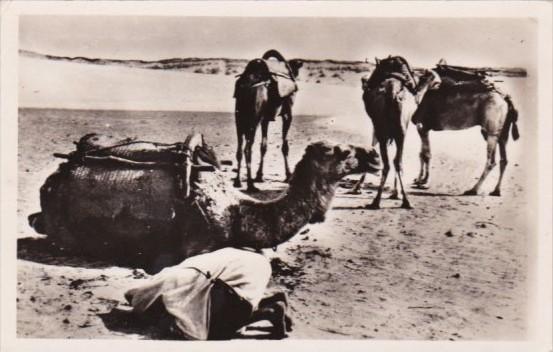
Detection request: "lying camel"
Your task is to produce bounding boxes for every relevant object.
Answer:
[29,136,381,271]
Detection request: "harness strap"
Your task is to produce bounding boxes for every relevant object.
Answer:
[82,140,184,155]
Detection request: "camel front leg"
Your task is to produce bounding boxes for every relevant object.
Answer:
[464,135,498,195]
[255,120,269,182]
[281,111,293,182]
[348,173,366,194]
[490,139,507,196]
[234,132,244,188]
[244,136,259,193]
[393,135,412,208]
[367,143,389,209]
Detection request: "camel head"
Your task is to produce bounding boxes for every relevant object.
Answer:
[288,59,303,78]
[299,141,381,181]
[373,55,418,92]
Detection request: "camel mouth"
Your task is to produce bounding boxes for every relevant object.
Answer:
[355,147,381,175]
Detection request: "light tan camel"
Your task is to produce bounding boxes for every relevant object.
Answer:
[362,56,440,209]
[411,65,520,196]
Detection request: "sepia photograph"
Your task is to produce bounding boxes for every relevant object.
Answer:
[1,1,551,351]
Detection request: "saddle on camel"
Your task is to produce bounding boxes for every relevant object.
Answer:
[28,133,293,339]
[28,133,220,266]
[233,49,302,121]
[433,60,497,92]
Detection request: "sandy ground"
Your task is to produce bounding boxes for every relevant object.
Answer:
[16,57,536,340]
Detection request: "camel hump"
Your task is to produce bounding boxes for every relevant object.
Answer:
[435,64,487,83]
[261,49,287,62]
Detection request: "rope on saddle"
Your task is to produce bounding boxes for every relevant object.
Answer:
[249,80,271,89]
[54,134,217,203]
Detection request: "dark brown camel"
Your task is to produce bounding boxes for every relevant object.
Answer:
[411,64,520,196]
[362,56,440,209]
[234,50,303,192]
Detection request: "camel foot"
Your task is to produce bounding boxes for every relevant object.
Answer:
[412,183,430,190]
[346,189,362,195]
[233,179,242,188]
[490,189,501,197]
[365,202,381,210]
[401,201,413,209]
[246,184,260,193]
[463,189,478,196]
[254,174,264,183]
[389,192,399,200]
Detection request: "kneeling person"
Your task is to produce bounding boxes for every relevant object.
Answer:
[125,247,289,340]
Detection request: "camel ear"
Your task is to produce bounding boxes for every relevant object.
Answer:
[293,59,303,68]
[375,57,380,65]
[333,145,351,159]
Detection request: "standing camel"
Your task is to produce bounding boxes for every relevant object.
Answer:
[363,56,440,209]
[234,50,303,192]
[411,64,520,196]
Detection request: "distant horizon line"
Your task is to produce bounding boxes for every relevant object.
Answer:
[19,48,374,66]
[19,49,529,71]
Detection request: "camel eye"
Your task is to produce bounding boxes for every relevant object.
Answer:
[341,150,351,159]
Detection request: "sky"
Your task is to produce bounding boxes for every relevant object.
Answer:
[20,16,537,69]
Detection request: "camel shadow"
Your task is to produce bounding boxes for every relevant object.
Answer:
[334,193,374,200]
[17,237,118,269]
[333,205,416,211]
[17,237,161,273]
[408,191,459,197]
[332,205,367,210]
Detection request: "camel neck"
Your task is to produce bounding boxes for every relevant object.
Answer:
[234,163,337,249]
[274,172,337,244]
[415,77,434,101]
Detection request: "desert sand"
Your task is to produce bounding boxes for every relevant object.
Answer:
[16,56,535,340]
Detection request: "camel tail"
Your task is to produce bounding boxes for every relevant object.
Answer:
[505,95,520,141]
